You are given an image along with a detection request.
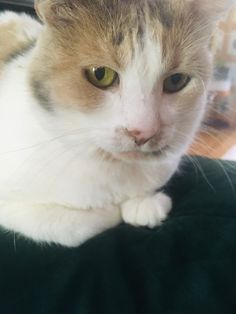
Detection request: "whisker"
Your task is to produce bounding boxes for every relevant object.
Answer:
[0,126,113,157]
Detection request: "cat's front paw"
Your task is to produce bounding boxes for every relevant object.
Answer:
[121,193,172,228]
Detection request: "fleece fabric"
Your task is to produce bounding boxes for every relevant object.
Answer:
[0,156,236,314]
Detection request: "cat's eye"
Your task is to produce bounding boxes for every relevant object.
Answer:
[85,66,118,89]
[163,73,191,94]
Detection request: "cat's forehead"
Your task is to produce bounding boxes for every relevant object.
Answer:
[49,0,210,80]
[68,0,183,45]
[58,1,195,66]
[68,0,183,28]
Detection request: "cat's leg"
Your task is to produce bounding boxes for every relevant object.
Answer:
[0,202,121,247]
[121,192,172,228]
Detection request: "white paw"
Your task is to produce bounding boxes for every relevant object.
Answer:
[121,193,172,228]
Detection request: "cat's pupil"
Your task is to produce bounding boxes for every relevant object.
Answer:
[95,68,105,81]
[171,74,183,85]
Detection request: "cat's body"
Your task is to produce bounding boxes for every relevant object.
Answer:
[0,1,233,246]
[0,37,175,245]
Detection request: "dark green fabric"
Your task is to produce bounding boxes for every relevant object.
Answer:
[0,157,236,314]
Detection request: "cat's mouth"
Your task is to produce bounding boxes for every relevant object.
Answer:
[110,147,168,161]
[97,146,169,162]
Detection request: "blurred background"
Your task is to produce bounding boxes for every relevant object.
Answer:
[190,6,236,161]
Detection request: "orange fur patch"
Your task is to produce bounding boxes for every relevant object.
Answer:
[30,0,215,110]
[0,20,32,69]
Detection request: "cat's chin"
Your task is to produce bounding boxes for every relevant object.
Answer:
[113,151,148,160]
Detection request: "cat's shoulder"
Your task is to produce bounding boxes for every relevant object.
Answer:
[0,11,42,68]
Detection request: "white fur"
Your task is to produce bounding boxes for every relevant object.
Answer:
[120,36,162,139]
[121,193,172,228]
[0,8,221,246]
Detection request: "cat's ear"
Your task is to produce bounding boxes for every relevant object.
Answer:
[35,0,75,27]
[191,0,235,23]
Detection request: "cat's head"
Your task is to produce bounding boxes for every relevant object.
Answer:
[30,0,234,161]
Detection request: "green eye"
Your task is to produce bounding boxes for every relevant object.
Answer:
[163,73,191,94]
[85,66,118,89]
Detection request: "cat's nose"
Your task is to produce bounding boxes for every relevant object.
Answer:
[125,128,156,146]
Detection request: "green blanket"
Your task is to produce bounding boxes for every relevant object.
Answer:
[0,157,236,314]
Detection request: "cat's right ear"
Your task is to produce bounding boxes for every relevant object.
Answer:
[35,0,74,27]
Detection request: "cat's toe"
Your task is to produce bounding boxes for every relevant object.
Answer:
[121,193,172,228]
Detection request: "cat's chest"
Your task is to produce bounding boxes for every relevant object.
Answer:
[0,116,175,207]
[37,158,161,208]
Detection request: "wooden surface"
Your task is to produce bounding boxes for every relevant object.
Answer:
[189,127,236,158]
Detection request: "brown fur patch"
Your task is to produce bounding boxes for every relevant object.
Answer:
[29,28,118,112]
[147,0,174,28]
[30,0,214,111]
[30,75,52,111]
[159,3,213,80]
[31,1,152,110]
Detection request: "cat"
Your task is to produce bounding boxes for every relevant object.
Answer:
[0,0,233,247]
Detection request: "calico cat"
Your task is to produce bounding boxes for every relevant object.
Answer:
[0,0,233,246]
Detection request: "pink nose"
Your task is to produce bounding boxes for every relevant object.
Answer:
[125,128,156,146]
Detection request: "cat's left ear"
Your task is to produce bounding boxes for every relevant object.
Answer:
[190,0,235,23]
[35,0,74,27]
